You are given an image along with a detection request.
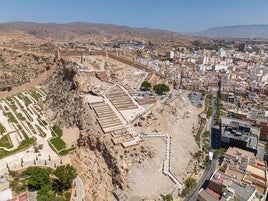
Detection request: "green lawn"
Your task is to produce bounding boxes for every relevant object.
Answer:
[38,118,48,127]
[33,105,42,113]
[35,124,46,137]
[22,96,32,106]
[17,113,26,121]
[5,112,18,123]
[17,93,23,100]
[50,137,66,151]
[0,123,6,134]
[38,88,48,96]
[0,135,13,149]
[20,129,29,140]
[51,125,63,137]
[29,89,42,101]
[26,121,37,134]
[0,138,35,159]
[59,147,76,156]
[10,104,18,110]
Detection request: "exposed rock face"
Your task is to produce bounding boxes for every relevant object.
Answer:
[73,73,106,95]
[0,48,53,89]
[44,63,127,199]
[45,63,82,127]
[77,147,115,201]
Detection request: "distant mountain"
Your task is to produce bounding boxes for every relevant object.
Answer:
[194,25,268,38]
[0,21,192,44]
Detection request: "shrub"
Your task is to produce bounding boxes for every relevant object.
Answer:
[0,123,6,134]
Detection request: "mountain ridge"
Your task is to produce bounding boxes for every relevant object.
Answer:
[194,24,268,38]
[0,21,192,44]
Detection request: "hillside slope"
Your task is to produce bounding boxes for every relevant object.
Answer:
[194,24,268,38]
[0,21,192,44]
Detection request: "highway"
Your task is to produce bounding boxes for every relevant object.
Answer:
[186,159,218,201]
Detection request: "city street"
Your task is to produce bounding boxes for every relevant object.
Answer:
[186,159,218,201]
[210,97,221,149]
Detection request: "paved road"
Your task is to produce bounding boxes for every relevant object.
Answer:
[186,159,218,201]
[210,98,221,149]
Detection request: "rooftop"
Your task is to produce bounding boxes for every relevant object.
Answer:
[206,188,221,200]
[211,170,232,185]
[246,165,266,180]
[198,188,219,201]
[221,117,259,150]
[230,182,256,201]
[225,169,244,183]
[225,147,255,159]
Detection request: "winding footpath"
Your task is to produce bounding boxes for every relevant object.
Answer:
[140,133,185,191]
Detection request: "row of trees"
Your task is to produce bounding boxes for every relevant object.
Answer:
[141,81,170,95]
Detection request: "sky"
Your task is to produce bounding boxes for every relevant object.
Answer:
[0,0,267,33]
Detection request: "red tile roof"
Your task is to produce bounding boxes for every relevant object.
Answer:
[206,188,221,199]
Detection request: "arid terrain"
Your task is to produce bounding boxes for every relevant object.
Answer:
[0,30,55,90]
[0,23,203,201]
[0,21,193,47]
[41,52,203,200]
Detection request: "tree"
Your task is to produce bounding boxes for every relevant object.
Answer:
[164,194,173,201]
[24,167,52,190]
[203,131,210,138]
[215,148,225,156]
[181,187,190,197]
[140,81,151,91]
[153,84,170,95]
[65,192,71,200]
[206,107,212,118]
[37,188,60,201]
[184,178,196,189]
[55,164,77,189]
[181,177,197,197]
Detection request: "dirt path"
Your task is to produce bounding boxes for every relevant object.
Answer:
[0,63,56,99]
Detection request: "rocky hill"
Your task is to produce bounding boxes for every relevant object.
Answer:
[43,61,155,200]
[0,21,192,45]
[194,24,268,38]
[43,61,121,200]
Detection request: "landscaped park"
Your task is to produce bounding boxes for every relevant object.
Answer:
[0,87,75,160]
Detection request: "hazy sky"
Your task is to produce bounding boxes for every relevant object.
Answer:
[0,0,267,33]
